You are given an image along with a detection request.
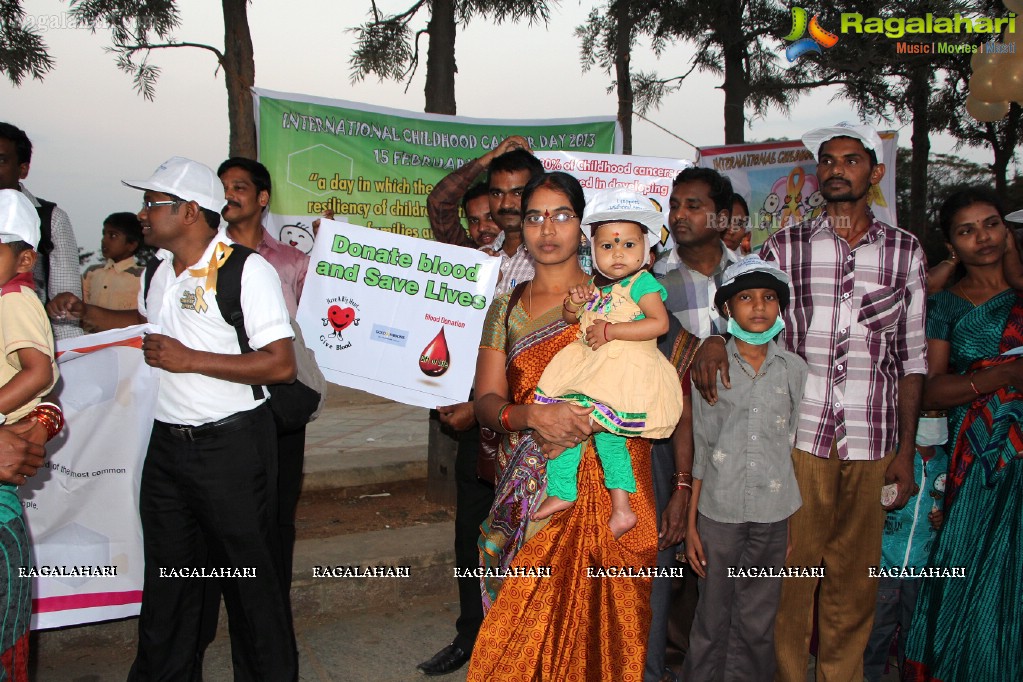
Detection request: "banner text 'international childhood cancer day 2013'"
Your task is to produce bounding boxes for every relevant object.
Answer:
[254,89,620,243]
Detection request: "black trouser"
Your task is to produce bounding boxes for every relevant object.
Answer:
[129,406,297,682]
[196,424,306,663]
[452,425,495,652]
[645,439,700,681]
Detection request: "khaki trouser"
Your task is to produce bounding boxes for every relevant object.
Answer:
[773,447,892,682]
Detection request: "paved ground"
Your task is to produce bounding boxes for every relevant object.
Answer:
[35,591,469,682]
[30,385,905,682]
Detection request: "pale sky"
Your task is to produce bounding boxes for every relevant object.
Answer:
[4,0,1009,253]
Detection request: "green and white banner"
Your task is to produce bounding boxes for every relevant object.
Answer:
[253,89,620,252]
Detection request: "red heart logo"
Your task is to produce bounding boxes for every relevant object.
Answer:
[327,305,356,332]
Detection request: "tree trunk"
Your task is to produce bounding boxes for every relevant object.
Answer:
[907,66,931,249]
[612,0,634,154]
[990,104,1022,201]
[425,0,457,115]
[720,1,748,144]
[222,0,256,158]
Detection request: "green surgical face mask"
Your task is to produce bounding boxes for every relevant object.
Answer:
[727,316,785,345]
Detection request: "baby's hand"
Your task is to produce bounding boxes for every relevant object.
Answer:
[585,319,613,349]
[568,283,595,306]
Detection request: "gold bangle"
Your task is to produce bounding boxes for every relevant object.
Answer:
[563,297,584,311]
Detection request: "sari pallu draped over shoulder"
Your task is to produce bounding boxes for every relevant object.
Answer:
[471,297,661,681]
[905,292,1023,682]
[943,293,1023,510]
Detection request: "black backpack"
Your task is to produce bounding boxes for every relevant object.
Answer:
[143,245,321,433]
[34,198,57,301]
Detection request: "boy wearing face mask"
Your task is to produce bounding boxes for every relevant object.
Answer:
[682,256,807,680]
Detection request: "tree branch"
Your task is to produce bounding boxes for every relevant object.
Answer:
[115,41,225,64]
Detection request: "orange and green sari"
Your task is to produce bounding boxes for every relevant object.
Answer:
[470,291,658,681]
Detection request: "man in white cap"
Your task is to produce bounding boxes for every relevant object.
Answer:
[48,157,298,681]
[693,122,927,681]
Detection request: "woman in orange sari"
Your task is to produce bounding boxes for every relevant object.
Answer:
[468,172,659,681]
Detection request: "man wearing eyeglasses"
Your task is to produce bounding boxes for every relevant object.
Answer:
[47,157,298,681]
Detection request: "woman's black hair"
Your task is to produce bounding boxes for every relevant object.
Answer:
[521,171,585,219]
[938,187,1006,241]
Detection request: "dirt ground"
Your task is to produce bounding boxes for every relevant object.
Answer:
[295,479,455,538]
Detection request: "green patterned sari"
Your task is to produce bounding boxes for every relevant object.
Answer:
[905,289,1023,681]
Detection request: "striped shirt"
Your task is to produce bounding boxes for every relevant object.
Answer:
[654,244,738,339]
[760,210,927,461]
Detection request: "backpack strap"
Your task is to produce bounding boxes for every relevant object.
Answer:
[34,198,56,300]
[211,245,263,400]
[142,256,162,302]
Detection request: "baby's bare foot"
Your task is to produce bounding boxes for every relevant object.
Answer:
[532,496,575,520]
[609,509,637,540]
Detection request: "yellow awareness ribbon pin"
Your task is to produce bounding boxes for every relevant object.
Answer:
[193,286,208,314]
[187,242,233,294]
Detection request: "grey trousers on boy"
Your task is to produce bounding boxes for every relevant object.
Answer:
[682,514,787,682]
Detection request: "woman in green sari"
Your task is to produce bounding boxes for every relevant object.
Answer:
[905,188,1023,681]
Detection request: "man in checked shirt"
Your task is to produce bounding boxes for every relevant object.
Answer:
[0,123,83,340]
[693,122,926,682]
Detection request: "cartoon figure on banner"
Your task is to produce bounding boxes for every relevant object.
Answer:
[320,296,360,351]
[280,223,315,254]
[760,167,823,234]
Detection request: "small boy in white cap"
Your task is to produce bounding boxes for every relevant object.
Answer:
[0,190,58,424]
[0,188,59,680]
[533,189,683,539]
[682,255,806,681]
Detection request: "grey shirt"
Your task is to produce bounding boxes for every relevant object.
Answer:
[693,338,807,524]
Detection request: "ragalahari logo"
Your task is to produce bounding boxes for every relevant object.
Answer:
[783,7,839,62]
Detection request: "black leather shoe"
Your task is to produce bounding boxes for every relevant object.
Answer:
[417,643,470,676]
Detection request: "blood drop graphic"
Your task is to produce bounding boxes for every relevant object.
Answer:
[419,327,450,377]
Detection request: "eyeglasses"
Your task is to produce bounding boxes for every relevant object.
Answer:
[522,211,578,227]
[141,200,181,211]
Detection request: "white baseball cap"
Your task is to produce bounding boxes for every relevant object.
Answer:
[1006,209,1023,223]
[802,122,884,165]
[0,189,41,249]
[582,189,662,249]
[122,157,226,213]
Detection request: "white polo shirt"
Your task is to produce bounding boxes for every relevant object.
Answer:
[139,232,293,425]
